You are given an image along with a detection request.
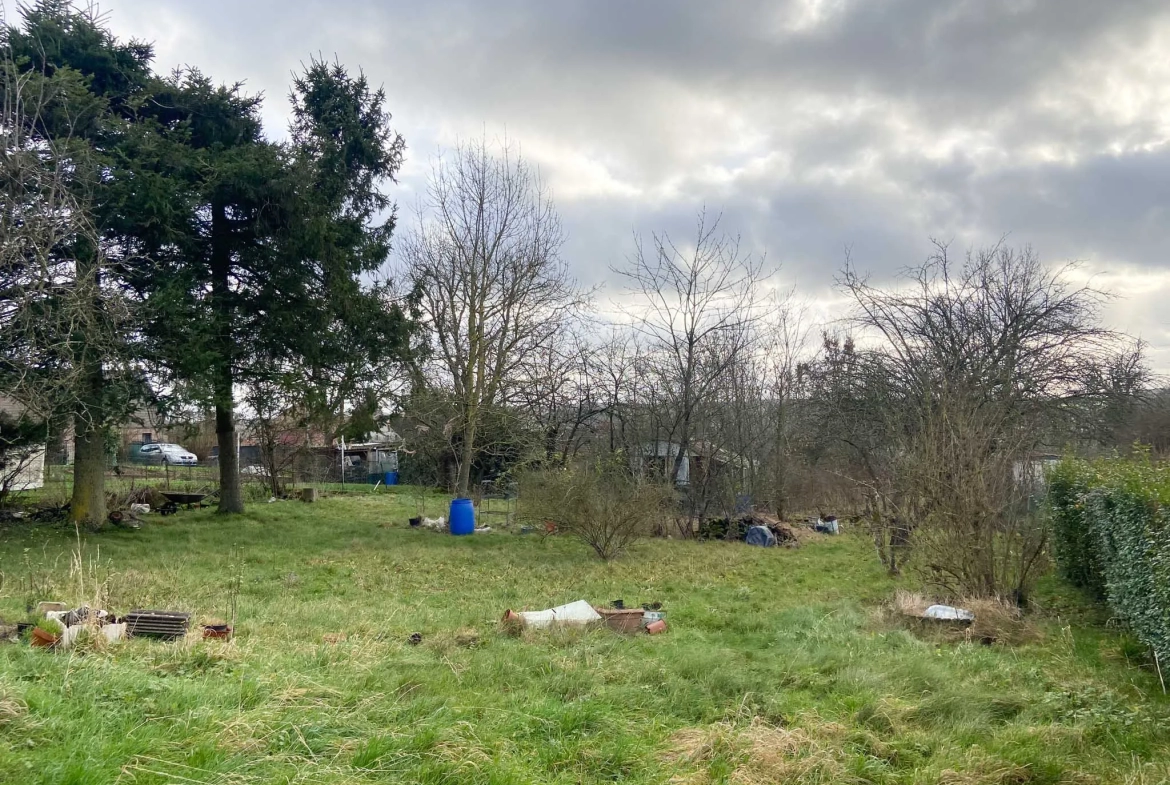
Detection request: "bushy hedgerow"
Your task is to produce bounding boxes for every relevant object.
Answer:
[1048,457,1170,665]
[1047,460,1106,598]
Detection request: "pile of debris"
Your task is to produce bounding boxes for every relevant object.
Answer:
[811,515,840,535]
[892,590,1038,645]
[1,601,229,650]
[698,514,802,548]
[501,599,668,635]
[408,515,492,534]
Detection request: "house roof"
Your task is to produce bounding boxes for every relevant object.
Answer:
[641,439,743,465]
[340,426,403,450]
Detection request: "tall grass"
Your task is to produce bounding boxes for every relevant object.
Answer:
[0,492,1167,783]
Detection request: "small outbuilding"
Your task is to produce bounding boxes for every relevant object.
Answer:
[338,426,404,484]
[0,395,46,492]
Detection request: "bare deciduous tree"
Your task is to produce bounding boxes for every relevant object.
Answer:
[402,137,586,496]
[714,291,809,519]
[804,332,905,569]
[839,241,1145,597]
[762,298,812,520]
[516,326,607,467]
[615,210,765,488]
[595,329,644,455]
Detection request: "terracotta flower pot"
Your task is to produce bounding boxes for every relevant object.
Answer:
[30,627,59,648]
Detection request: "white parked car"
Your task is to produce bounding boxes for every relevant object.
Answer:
[139,443,198,466]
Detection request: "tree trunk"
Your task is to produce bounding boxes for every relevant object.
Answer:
[70,415,107,529]
[560,411,584,467]
[211,200,243,514]
[772,399,788,521]
[671,362,695,485]
[70,244,107,529]
[671,433,690,485]
[544,423,558,464]
[267,453,280,499]
[456,420,476,498]
[216,400,243,513]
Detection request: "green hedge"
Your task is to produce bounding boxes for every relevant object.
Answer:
[1047,460,1106,598]
[1047,458,1170,665]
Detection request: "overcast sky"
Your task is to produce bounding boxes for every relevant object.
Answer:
[104,0,1170,367]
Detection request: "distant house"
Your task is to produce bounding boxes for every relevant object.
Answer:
[635,440,741,486]
[636,441,690,485]
[0,395,46,492]
[1013,452,1062,494]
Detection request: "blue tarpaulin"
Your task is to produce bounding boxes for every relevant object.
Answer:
[744,525,776,547]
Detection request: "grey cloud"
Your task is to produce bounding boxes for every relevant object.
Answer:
[970,146,1170,266]
[100,0,1170,364]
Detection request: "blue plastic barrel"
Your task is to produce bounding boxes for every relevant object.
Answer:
[449,498,475,536]
[384,471,399,486]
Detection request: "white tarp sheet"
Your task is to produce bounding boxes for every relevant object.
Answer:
[923,604,975,622]
[517,600,602,629]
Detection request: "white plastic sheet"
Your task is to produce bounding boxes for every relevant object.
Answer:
[517,600,602,629]
[923,604,975,622]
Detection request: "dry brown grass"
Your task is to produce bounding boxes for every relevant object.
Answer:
[216,714,269,754]
[662,717,856,785]
[886,591,1042,646]
[1118,759,1170,785]
[892,589,931,617]
[937,751,1101,785]
[936,763,1049,784]
[963,597,1042,645]
[424,626,483,656]
[0,692,26,724]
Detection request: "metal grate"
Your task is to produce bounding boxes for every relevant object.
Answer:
[125,610,191,640]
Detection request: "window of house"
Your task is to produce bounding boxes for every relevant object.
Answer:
[143,432,153,444]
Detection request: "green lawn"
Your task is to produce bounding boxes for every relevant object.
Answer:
[0,492,1168,784]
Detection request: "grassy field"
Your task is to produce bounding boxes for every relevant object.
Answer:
[0,491,1168,784]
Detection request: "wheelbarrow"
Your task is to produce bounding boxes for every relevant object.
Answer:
[159,491,209,515]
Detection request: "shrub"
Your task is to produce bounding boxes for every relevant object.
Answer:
[1047,457,1170,667]
[1047,459,1106,597]
[520,461,673,560]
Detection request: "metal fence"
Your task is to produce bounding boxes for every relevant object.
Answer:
[27,448,406,508]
